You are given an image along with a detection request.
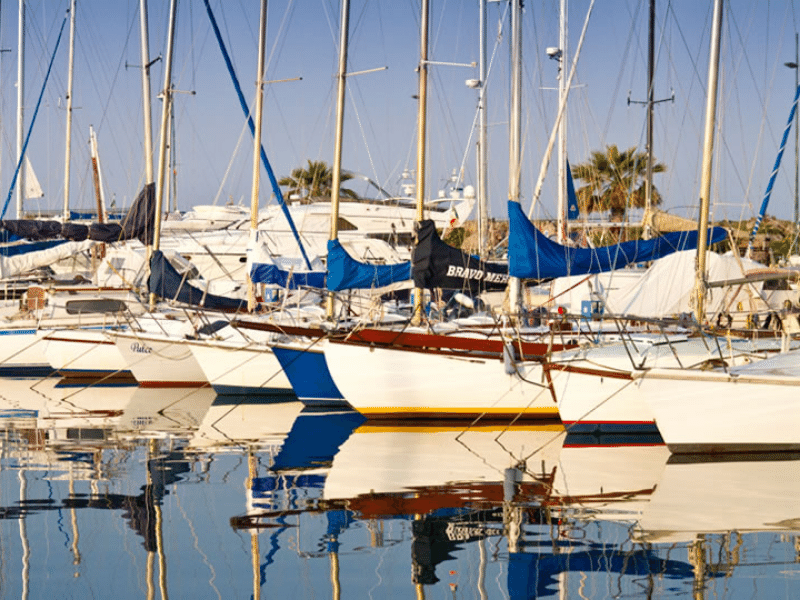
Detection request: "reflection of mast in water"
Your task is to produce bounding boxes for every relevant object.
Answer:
[477,538,488,600]
[19,470,29,600]
[328,531,340,600]
[248,451,260,600]
[503,463,525,554]
[414,507,425,600]
[146,439,169,600]
[689,537,706,600]
[69,464,81,573]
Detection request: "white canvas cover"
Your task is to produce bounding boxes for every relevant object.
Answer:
[604,250,767,318]
[0,240,94,279]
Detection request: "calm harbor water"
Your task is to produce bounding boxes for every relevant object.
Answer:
[0,377,798,599]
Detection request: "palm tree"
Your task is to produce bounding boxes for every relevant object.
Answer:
[278,159,358,202]
[571,145,666,220]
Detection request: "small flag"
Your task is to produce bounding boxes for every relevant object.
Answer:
[566,160,579,220]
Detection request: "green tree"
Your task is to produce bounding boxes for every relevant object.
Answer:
[571,145,666,220]
[278,159,358,202]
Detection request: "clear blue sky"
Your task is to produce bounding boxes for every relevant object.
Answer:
[1,0,799,225]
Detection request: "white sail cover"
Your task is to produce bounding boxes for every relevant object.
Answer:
[604,250,767,318]
[0,240,94,279]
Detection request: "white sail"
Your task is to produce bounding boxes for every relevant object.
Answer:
[23,156,44,200]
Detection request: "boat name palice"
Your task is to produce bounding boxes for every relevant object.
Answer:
[130,342,153,354]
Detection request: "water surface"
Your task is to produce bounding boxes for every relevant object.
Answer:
[0,378,798,599]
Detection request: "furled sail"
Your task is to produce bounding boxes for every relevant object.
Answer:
[0,183,156,246]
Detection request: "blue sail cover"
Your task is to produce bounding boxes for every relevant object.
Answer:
[326,239,411,291]
[249,263,326,289]
[508,201,728,280]
[149,250,247,312]
[247,230,326,289]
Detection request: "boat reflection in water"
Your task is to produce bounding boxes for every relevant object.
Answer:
[0,383,799,598]
[634,453,800,599]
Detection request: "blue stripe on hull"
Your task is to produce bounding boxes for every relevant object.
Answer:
[564,422,661,435]
[0,365,55,378]
[299,397,351,408]
[272,345,345,406]
[211,384,296,398]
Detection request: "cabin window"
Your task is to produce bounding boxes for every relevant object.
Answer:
[65,299,127,314]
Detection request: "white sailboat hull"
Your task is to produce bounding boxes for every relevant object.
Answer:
[324,340,558,420]
[643,351,800,452]
[42,328,130,378]
[189,340,293,396]
[0,327,51,376]
[113,331,208,387]
[548,336,786,433]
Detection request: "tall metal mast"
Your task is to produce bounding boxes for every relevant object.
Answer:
[62,0,76,220]
[411,0,430,323]
[15,0,24,218]
[693,0,724,323]
[326,0,351,319]
[507,0,523,314]
[643,0,655,239]
[477,0,489,257]
[139,0,154,186]
[556,0,568,243]
[247,0,268,312]
[148,0,178,310]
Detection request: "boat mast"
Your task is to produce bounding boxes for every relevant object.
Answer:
[148,0,177,310]
[556,0,568,244]
[507,0,523,315]
[62,0,76,220]
[327,0,351,319]
[15,0,24,218]
[139,0,154,186]
[643,0,655,240]
[693,0,724,322]
[89,126,105,221]
[412,0,430,323]
[527,1,595,220]
[247,0,267,312]
[477,0,488,257]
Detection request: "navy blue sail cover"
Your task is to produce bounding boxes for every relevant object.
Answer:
[0,183,156,246]
[149,249,247,312]
[326,238,411,291]
[412,219,509,291]
[508,200,728,280]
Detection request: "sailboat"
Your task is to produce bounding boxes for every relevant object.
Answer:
[526,0,799,435]
[547,0,800,450]
[318,0,730,421]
